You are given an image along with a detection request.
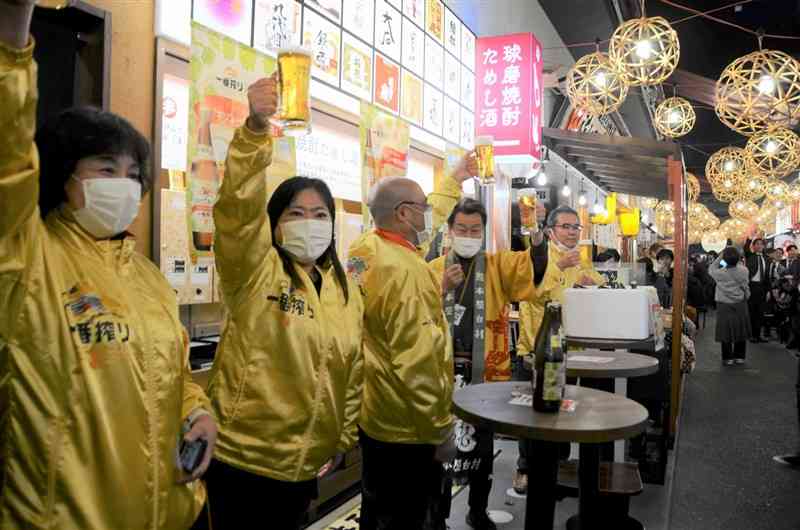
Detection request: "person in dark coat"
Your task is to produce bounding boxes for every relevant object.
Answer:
[709,247,751,366]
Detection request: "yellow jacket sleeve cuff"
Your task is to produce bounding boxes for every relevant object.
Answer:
[439,175,463,198]
[0,37,34,65]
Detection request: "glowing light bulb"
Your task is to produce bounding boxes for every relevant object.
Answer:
[642,213,649,223]
[593,70,607,88]
[724,160,736,172]
[593,201,604,215]
[765,140,778,154]
[578,193,587,206]
[724,179,733,188]
[758,75,775,95]
[668,110,681,124]
[561,184,571,197]
[635,40,653,60]
[748,179,757,189]
[537,172,548,186]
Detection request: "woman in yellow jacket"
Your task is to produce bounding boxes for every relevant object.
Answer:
[0,3,216,529]
[205,77,364,529]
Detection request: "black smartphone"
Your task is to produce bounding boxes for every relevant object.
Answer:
[179,438,208,474]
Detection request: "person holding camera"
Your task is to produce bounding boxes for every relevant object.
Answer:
[709,247,751,366]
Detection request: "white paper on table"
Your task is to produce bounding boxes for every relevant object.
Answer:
[568,355,615,363]
[509,394,533,407]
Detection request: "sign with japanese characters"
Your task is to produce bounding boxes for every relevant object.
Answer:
[302,7,341,86]
[402,17,425,77]
[253,0,301,55]
[425,0,444,43]
[425,35,444,89]
[306,0,341,24]
[461,108,475,149]
[461,23,476,71]
[161,74,190,172]
[461,63,475,110]
[401,69,423,125]
[443,97,460,144]
[342,0,374,45]
[341,32,373,101]
[475,32,543,160]
[444,52,460,97]
[424,84,444,136]
[404,0,424,27]
[443,7,460,57]
[375,0,402,63]
[374,53,400,114]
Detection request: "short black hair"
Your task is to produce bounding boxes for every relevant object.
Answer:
[722,246,740,267]
[267,176,349,303]
[36,106,151,218]
[447,198,487,227]
[751,238,765,247]
[656,248,674,261]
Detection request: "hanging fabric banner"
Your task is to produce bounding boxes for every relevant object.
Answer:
[359,101,410,225]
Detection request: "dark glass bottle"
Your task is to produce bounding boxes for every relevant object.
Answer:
[533,302,566,413]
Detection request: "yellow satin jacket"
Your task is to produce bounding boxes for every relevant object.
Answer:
[429,250,542,381]
[0,41,209,529]
[209,125,364,482]
[347,231,454,445]
[517,243,606,354]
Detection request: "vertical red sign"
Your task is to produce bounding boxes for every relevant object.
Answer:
[475,32,543,161]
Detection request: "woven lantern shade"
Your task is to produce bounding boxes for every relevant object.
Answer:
[567,52,629,116]
[766,179,790,205]
[642,197,660,209]
[728,199,759,221]
[655,200,675,236]
[720,218,750,243]
[744,127,800,179]
[715,49,800,136]
[654,97,696,138]
[788,182,800,202]
[739,173,769,201]
[705,147,748,188]
[686,172,700,201]
[609,16,680,87]
[688,228,703,245]
[702,229,728,252]
[711,177,745,202]
[754,202,778,227]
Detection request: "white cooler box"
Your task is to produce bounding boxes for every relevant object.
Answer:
[562,287,659,341]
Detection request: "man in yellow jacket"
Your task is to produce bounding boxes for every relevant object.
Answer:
[347,177,454,529]
[427,195,547,529]
[0,2,214,528]
[514,205,605,492]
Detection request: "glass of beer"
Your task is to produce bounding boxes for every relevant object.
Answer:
[271,46,312,136]
[579,239,593,268]
[475,135,495,185]
[518,190,538,235]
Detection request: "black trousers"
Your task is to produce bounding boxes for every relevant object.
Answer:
[722,341,747,361]
[749,282,767,338]
[796,358,800,446]
[359,430,439,530]
[201,458,317,530]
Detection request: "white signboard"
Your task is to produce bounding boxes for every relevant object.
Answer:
[155,0,192,46]
[461,109,475,149]
[302,7,342,86]
[342,0,375,45]
[161,74,190,171]
[192,0,254,45]
[403,0,425,28]
[375,0,402,63]
[306,0,342,24]
[295,112,361,201]
[461,64,475,110]
[402,17,425,77]
[341,32,373,101]
[461,24,476,72]
[444,52,460,96]
[425,35,444,88]
[253,0,302,55]
[424,84,444,136]
[443,96,460,144]
[443,7,460,57]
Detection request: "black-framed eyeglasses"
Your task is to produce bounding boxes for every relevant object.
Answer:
[552,223,583,231]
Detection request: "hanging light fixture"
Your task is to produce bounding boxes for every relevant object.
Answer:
[729,199,759,221]
[715,47,800,135]
[654,96,696,138]
[739,173,769,201]
[566,46,629,116]
[609,1,680,87]
[536,146,549,186]
[642,197,659,209]
[685,172,700,201]
[578,179,588,206]
[561,164,571,197]
[706,147,748,202]
[593,190,605,215]
[766,178,790,205]
[744,127,800,179]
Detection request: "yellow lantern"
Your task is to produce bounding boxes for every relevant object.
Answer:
[739,173,769,201]
[766,179,790,205]
[609,16,680,87]
[744,127,800,179]
[654,97,696,138]
[618,208,641,236]
[685,172,700,201]
[729,199,759,221]
[567,51,630,116]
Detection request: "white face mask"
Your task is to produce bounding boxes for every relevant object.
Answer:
[413,208,433,246]
[277,219,333,264]
[71,177,142,239]
[452,236,483,258]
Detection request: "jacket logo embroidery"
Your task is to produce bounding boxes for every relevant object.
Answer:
[267,290,315,319]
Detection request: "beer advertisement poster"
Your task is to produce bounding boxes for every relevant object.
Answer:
[359,101,410,222]
[424,35,444,89]
[373,53,400,114]
[374,0,402,63]
[253,0,302,55]
[443,96,460,145]
[400,69,423,126]
[425,0,444,43]
[188,22,276,257]
[423,84,444,136]
[302,7,341,86]
[401,17,425,78]
[403,0,425,28]
[443,6,460,57]
[305,0,342,24]
[161,74,190,172]
[341,32,373,101]
[342,0,375,45]
[192,0,254,46]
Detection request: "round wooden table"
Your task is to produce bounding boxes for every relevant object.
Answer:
[453,382,648,530]
[523,350,659,380]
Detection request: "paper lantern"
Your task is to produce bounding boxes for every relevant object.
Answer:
[685,172,700,201]
[654,97,696,138]
[728,199,759,221]
[567,51,630,116]
[744,127,800,179]
[609,16,680,87]
[715,49,800,136]
[618,209,641,236]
